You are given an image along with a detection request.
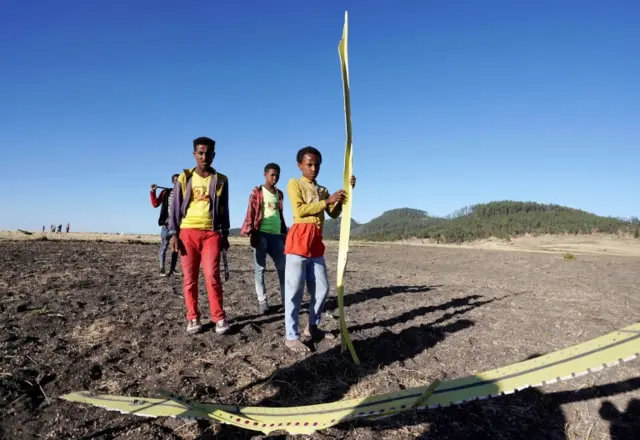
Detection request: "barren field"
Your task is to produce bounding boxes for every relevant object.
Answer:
[400,234,640,257]
[1,237,639,439]
[5,230,640,258]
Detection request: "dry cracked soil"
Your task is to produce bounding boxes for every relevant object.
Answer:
[1,238,639,439]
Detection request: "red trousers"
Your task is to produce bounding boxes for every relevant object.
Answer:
[179,229,225,322]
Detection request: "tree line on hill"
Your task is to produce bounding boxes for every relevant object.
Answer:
[230,201,640,244]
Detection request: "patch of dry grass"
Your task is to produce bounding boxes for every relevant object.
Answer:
[69,318,115,346]
[398,233,640,257]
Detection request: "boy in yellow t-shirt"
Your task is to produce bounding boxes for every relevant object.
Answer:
[167,136,231,335]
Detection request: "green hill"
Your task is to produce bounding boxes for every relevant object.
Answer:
[327,201,640,243]
[231,201,639,243]
[350,208,443,241]
[322,218,361,240]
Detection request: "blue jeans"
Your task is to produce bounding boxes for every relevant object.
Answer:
[253,232,286,304]
[284,254,329,341]
[160,225,178,272]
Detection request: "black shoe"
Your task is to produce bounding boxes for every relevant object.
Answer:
[159,269,167,277]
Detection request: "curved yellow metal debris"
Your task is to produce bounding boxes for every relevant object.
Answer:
[60,322,640,435]
[336,10,359,365]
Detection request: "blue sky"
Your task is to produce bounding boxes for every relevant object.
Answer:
[1,0,638,233]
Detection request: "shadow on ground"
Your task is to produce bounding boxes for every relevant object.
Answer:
[231,284,440,331]
[323,284,441,312]
[210,354,640,439]
[335,362,640,440]
[600,397,640,440]
[201,290,499,438]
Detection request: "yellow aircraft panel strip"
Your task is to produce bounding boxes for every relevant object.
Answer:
[335,10,359,365]
[60,322,640,435]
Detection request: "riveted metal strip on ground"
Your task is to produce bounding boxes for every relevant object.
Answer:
[60,322,640,435]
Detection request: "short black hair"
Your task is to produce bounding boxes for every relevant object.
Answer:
[171,173,179,180]
[193,136,215,151]
[296,146,322,164]
[264,163,280,173]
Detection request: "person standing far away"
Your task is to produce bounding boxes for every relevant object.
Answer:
[42,226,45,233]
[168,137,231,336]
[283,146,356,353]
[240,163,288,315]
[66,223,70,233]
[150,174,180,276]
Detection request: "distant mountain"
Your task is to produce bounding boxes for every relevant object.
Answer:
[231,201,640,243]
[420,201,639,243]
[328,201,640,243]
[322,218,361,240]
[350,208,443,241]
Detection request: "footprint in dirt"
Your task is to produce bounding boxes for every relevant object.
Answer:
[89,364,102,380]
[2,370,57,410]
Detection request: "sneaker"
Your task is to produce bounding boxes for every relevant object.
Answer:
[159,269,167,277]
[259,301,269,315]
[187,319,202,334]
[215,319,230,335]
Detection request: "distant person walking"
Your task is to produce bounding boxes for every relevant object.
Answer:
[168,136,231,335]
[42,226,45,233]
[66,223,70,233]
[150,174,180,276]
[240,163,288,315]
[57,224,62,233]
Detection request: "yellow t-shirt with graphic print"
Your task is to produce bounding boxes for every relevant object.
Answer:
[180,173,213,230]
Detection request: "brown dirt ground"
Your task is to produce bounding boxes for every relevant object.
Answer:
[1,237,639,440]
